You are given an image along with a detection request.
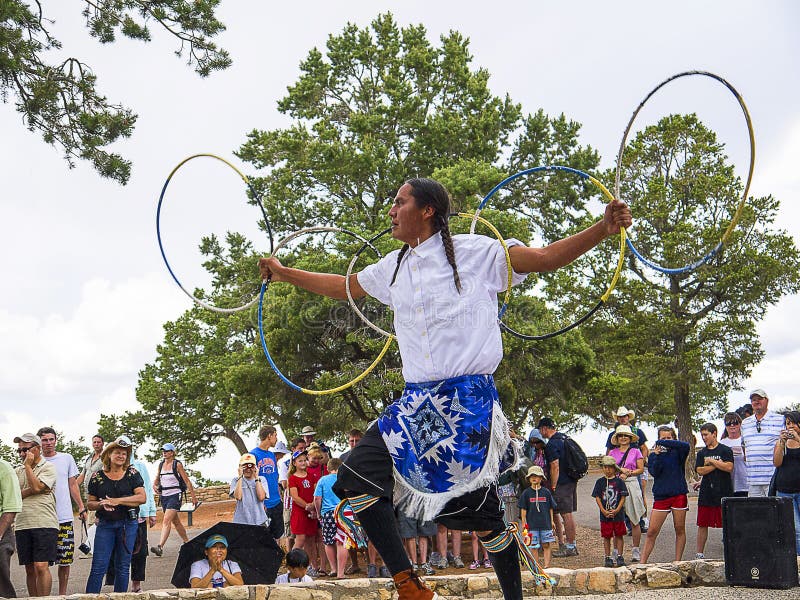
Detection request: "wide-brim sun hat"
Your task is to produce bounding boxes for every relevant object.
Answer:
[611,424,639,446]
[102,437,133,462]
[301,426,316,436]
[615,406,635,419]
[273,440,290,455]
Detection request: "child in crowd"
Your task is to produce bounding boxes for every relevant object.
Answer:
[396,506,437,575]
[275,548,313,584]
[695,423,733,559]
[518,465,557,568]
[468,531,491,570]
[288,450,321,576]
[313,458,348,578]
[592,456,628,567]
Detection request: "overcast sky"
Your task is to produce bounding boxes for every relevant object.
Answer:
[1,1,798,479]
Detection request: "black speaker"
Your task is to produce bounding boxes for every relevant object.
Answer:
[722,496,798,589]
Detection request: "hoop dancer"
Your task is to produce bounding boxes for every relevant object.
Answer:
[258,178,631,599]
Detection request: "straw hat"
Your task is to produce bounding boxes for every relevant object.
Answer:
[611,424,639,446]
[614,406,635,419]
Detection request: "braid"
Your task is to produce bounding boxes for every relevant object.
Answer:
[389,244,410,287]
[438,219,462,293]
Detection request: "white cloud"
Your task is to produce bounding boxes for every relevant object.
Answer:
[0,273,184,405]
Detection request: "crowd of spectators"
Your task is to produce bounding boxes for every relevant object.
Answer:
[1,387,799,596]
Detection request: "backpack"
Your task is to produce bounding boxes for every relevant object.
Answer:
[554,433,588,480]
[157,459,187,493]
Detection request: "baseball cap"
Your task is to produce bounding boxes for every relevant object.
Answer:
[239,453,257,466]
[162,443,176,452]
[291,450,308,461]
[749,389,768,399]
[13,433,41,446]
[204,534,228,548]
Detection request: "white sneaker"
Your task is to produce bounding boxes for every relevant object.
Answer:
[695,553,705,559]
[611,549,619,560]
[631,547,641,562]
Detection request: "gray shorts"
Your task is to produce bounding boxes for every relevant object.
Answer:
[553,481,577,514]
[396,513,437,539]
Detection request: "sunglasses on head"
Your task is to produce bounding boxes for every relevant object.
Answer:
[115,439,132,448]
[725,420,741,426]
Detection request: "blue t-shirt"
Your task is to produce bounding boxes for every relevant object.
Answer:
[313,473,341,515]
[517,486,557,530]
[250,447,281,508]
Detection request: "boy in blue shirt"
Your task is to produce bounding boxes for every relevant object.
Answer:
[313,458,347,578]
[517,465,557,568]
[592,456,628,567]
[250,426,284,544]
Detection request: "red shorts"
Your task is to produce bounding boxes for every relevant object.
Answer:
[652,494,689,511]
[696,505,723,528]
[600,520,626,539]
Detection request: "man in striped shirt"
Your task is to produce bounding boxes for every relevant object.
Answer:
[740,388,783,497]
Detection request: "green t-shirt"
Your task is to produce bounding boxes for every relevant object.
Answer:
[0,459,22,516]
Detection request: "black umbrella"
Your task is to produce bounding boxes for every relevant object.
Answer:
[171,522,283,587]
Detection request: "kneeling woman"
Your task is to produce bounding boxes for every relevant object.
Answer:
[190,534,243,588]
[85,437,146,593]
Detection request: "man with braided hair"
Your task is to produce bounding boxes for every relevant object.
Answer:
[259,178,631,600]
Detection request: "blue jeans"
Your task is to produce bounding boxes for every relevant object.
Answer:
[776,491,800,555]
[86,519,139,592]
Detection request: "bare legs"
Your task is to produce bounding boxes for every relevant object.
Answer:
[640,509,687,563]
[24,562,52,597]
[157,508,188,549]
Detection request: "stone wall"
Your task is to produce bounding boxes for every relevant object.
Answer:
[155,485,230,507]
[48,559,800,600]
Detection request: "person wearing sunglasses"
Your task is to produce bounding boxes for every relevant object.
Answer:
[13,433,58,597]
[230,454,269,526]
[719,412,748,497]
[740,389,783,497]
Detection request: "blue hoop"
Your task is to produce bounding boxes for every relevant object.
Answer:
[470,165,626,341]
[614,70,755,275]
[156,153,274,313]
